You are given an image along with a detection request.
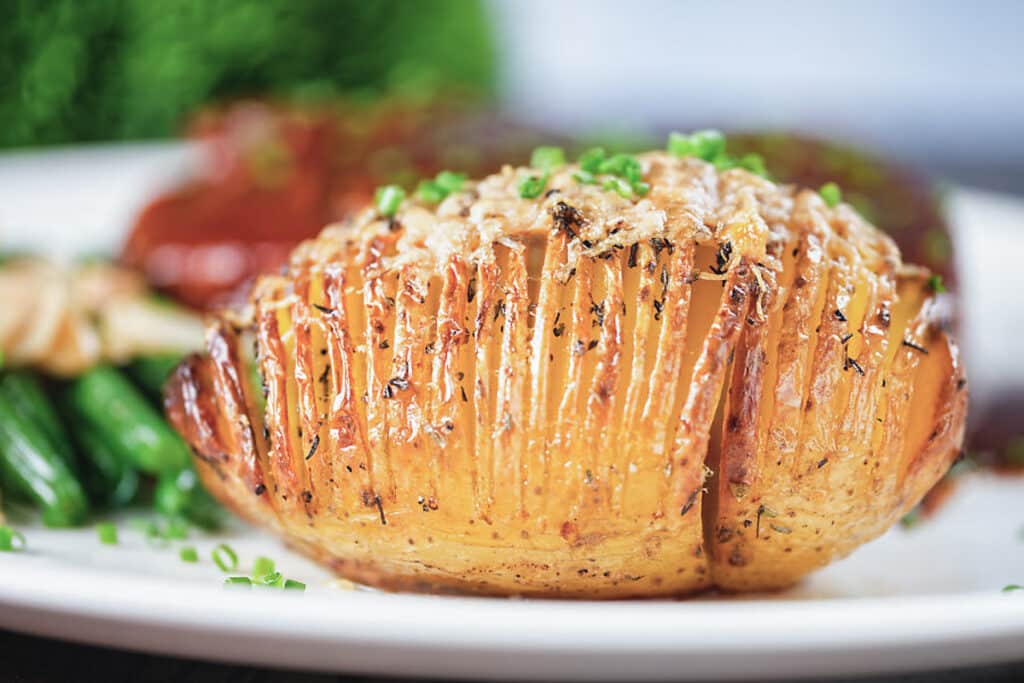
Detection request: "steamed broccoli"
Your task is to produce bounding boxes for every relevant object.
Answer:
[0,0,496,148]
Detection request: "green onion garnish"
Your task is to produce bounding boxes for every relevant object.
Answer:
[577,147,606,174]
[0,525,26,552]
[1003,584,1022,593]
[572,170,598,185]
[819,182,842,208]
[284,579,307,592]
[252,555,275,579]
[261,571,285,588]
[666,131,693,158]
[374,184,406,217]
[518,173,549,199]
[632,181,651,197]
[668,131,768,178]
[927,274,947,293]
[667,129,726,162]
[96,522,118,545]
[737,153,768,177]
[224,576,252,588]
[416,170,466,204]
[212,543,239,573]
[603,177,635,199]
[179,546,199,563]
[689,129,727,161]
[416,179,446,204]
[434,170,466,194]
[530,146,566,172]
[598,153,643,184]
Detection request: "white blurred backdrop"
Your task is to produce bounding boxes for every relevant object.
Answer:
[491,0,1024,193]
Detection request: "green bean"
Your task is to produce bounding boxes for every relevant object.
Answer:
[0,385,89,527]
[64,366,191,475]
[51,380,139,508]
[125,354,183,404]
[155,468,222,530]
[0,371,77,471]
[68,421,139,507]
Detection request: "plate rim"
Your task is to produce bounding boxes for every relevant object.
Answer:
[2,558,1024,680]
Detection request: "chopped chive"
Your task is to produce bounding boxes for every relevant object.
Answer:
[691,129,726,161]
[666,131,693,158]
[518,173,549,199]
[667,129,726,162]
[260,571,284,588]
[284,579,306,592]
[417,170,466,204]
[434,170,465,194]
[819,182,842,208]
[374,184,406,217]
[738,153,768,177]
[530,146,566,172]
[577,147,606,174]
[224,576,252,588]
[603,177,635,199]
[927,274,947,293]
[416,179,446,204]
[712,155,736,171]
[632,181,651,197]
[252,555,275,579]
[1003,584,1022,593]
[179,546,199,563]
[0,525,26,552]
[212,543,239,573]
[598,153,642,183]
[572,170,597,185]
[96,522,118,545]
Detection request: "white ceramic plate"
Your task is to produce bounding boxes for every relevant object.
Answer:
[0,144,1023,681]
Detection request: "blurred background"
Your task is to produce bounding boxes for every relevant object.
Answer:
[0,0,1022,471]
[2,0,1022,191]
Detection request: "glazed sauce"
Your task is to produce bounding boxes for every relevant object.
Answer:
[121,100,552,310]
[122,104,354,310]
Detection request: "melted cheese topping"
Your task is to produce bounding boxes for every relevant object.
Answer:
[289,151,893,282]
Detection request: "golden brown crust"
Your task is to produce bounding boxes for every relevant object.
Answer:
[166,151,967,598]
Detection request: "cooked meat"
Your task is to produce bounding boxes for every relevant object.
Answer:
[166,151,967,597]
[0,259,203,376]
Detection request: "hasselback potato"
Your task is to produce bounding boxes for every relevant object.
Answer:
[166,150,966,597]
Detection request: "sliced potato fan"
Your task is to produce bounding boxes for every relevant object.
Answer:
[167,151,966,597]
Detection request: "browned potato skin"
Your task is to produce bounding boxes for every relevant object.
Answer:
[708,200,967,591]
[166,152,967,598]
